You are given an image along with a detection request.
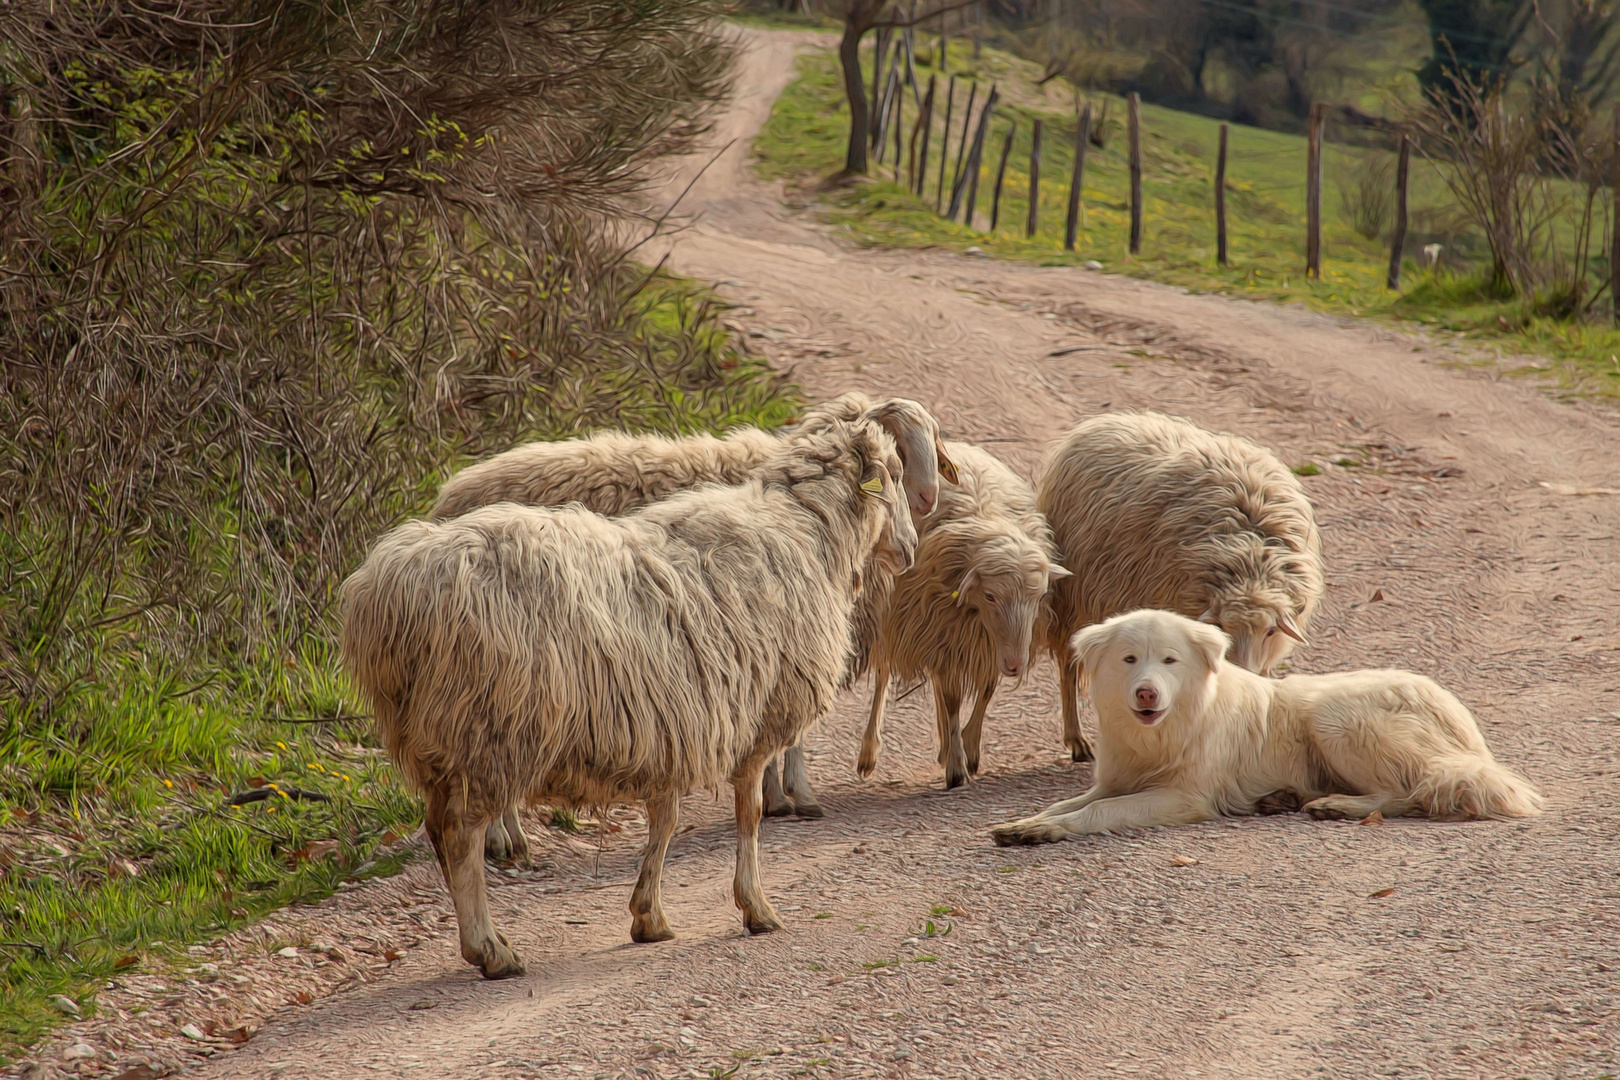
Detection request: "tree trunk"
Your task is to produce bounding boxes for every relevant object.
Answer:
[840,18,871,175]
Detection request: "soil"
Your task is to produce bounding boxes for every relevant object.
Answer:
[18,27,1620,1080]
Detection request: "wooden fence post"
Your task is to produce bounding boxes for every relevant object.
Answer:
[1215,123,1228,268]
[990,122,1015,231]
[1065,103,1092,251]
[951,85,999,223]
[935,76,956,212]
[913,75,936,196]
[870,28,890,150]
[939,9,948,73]
[1387,131,1410,290]
[1027,118,1043,238]
[950,82,978,198]
[892,76,904,180]
[1306,101,1326,279]
[1128,92,1142,255]
[1612,105,1619,326]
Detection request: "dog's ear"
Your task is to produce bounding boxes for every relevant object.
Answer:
[1069,622,1113,698]
[1186,618,1232,671]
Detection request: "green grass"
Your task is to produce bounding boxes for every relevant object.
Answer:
[753,38,1620,400]
[0,649,420,1061]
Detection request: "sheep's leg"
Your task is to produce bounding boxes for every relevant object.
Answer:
[961,679,998,775]
[629,792,679,943]
[731,752,784,935]
[424,785,524,980]
[1058,638,1094,763]
[762,757,794,818]
[934,682,969,790]
[781,744,825,819]
[856,661,892,779]
[483,806,530,867]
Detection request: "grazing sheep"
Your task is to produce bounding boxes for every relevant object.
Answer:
[341,420,915,978]
[855,442,1070,789]
[432,392,956,844]
[990,610,1542,846]
[1040,412,1324,763]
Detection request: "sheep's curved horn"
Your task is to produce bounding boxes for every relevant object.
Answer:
[935,436,960,485]
[1277,612,1308,644]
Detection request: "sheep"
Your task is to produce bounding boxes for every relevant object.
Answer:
[431,392,956,844]
[340,419,915,979]
[855,441,1070,789]
[431,391,957,523]
[1039,411,1324,763]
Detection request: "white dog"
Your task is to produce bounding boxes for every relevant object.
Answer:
[991,609,1543,845]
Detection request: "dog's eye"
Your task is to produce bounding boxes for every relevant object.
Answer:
[1164,656,1178,664]
[1123,654,1137,664]
[984,592,996,604]
[1266,627,1278,637]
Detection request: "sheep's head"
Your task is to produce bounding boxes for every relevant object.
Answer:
[867,398,957,521]
[852,427,916,577]
[1197,584,1308,676]
[948,526,1070,679]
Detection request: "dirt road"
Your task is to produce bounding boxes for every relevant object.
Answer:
[30,28,1620,1080]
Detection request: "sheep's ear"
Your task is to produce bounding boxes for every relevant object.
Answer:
[935,436,960,485]
[1277,611,1308,645]
[1047,563,1073,581]
[953,568,977,605]
[1197,605,1219,624]
[859,461,886,497]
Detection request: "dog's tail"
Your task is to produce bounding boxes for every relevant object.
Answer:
[1412,753,1545,820]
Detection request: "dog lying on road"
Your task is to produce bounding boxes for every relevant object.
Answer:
[991,609,1543,845]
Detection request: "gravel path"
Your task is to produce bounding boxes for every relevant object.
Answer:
[22,27,1620,1080]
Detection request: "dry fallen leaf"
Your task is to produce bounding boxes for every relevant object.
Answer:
[1168,854,1201,866]
[1370,588,1385,602]
[1359,811,1384,826]
[1369,887,1395,898]
[292,991,313,1005]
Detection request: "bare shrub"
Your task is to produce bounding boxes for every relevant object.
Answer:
[0,0,781,715]
[1405,69,1571,294]
[1338,154,1394,239]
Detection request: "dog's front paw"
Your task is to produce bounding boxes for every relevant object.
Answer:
[1256,789,1304,816]
[990,818,1067,847]
[1303,796,1354,820]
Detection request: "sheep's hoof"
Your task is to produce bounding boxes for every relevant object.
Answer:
[744,908,784,935]
[944,766,970,790]
[474,937,526,980]
[1067,740,1095,763]
[763,798,795,818]
[855,754,877,780]
[484,820,513,862]
[989,820,1062,847]
[792,799,825,819]
[631,917,675,944]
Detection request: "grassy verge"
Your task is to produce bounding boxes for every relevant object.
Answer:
[753,39,1620,401]
[0,274,796,1064]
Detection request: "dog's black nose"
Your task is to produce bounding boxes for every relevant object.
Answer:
[1134,685,1159,710]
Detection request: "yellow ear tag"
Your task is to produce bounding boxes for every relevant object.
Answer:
[860,475,884,495]
[950,590,960,599]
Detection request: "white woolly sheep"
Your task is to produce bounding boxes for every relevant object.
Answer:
[856,441,1070,789]
[431,392,956,844]
[1039,411,1324,762]
[341,419,915,979]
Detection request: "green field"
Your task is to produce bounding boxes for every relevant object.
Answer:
[753,38,1620,399]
